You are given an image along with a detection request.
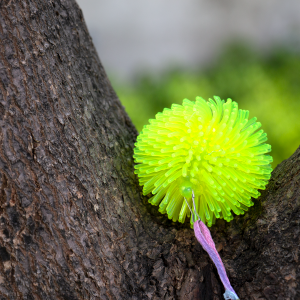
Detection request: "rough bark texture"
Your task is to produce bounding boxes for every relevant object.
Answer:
[0,0,299,299]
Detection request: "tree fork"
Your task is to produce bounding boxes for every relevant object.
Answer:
[0,1,299,299]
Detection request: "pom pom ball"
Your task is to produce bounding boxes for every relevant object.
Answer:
[133,96,272,226]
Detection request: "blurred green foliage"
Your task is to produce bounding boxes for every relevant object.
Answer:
[113,44,300,168]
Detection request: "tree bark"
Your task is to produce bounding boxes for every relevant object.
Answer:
[0,1,299,299]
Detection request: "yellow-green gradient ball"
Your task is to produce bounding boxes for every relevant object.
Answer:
[133,96,272,227]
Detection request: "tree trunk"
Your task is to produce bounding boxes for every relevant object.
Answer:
[0,1,299,299]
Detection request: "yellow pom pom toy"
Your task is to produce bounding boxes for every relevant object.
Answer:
[133,96,272,227]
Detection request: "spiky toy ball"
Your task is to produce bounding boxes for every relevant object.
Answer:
[133,96,272,226]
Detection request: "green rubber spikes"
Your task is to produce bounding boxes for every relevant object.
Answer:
[133,96,272,227]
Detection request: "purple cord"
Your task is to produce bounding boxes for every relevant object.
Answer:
[194,220,239,300]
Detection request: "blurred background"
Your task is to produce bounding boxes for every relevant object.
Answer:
[77,0,300,168]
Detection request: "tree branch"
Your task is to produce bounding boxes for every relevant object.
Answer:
[0,1,299,299]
